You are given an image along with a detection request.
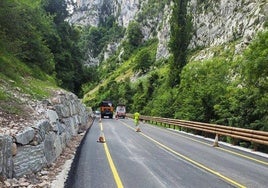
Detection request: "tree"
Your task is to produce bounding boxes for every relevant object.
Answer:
[168,0,192,87]
[147,73,159,98]
[215,31,268,132]
[239,30,268,131]
[54,22,84,94]
[42,0,85,95]
[133,49,152,73]
[85,26,106,57]
[242,31,268,94]
[0,0,56,75]
[150,89,175,117]
[127,21,143,48]
[42,0,69,24]
[117,78,134,106]
[175,58,229,122]
[132,82,146,112]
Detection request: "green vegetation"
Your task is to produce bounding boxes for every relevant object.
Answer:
[120,21,143,61]
[168,0,192,87]
[0,0,91,117]
[214,31,268,131]
[83,38,159,110]
[137,0,171,22]
[79,17,125,59]
[0,0,91,98]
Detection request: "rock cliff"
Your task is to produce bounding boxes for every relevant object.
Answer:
[69,0,267,63]
[69,0,141,27]
[189,0,267,60]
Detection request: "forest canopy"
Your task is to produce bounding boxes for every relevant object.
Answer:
[0,0,89,96]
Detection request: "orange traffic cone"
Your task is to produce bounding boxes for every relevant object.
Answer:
[136,124,141,132]
[98,121,105,143]
[98,132,106,143]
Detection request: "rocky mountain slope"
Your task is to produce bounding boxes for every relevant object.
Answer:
[69,0,267,63]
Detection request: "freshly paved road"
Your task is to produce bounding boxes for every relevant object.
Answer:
[67,117,268,188]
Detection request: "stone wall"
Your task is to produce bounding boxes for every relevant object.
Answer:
[0,91,91,179]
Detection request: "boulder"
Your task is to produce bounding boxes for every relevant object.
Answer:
[0,134,13,178]
[13,144,46,178]
[15,127,35,145]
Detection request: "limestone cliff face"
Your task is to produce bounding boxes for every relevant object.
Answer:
[188,0,267,60]
[69,0,141,27]
[69,0,267,63]
[69,0,115,26]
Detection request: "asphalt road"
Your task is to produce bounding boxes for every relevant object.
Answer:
[66,118,268,188]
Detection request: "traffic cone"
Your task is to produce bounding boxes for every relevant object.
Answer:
[136,124,141,132]
[213,134,219,147]
[98,121,105,143]
[98,131,106,143]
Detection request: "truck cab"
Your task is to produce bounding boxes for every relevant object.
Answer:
[100,100,114,119]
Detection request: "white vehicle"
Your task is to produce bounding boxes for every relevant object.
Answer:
[116,105,126,119]
[94,110,101,118]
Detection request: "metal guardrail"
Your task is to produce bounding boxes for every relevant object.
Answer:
[126,114,268,147]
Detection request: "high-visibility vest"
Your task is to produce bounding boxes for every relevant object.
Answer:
[134,112,140,120]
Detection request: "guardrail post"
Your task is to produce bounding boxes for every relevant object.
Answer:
[252,142,258,151]
[231,137,238,146]
[213,134,219,147]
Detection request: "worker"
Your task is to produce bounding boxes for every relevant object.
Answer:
[134,112,141,132]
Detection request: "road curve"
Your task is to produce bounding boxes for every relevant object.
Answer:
[65,118,268,188]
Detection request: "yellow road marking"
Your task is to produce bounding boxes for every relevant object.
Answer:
[120,121,246,188]
[129,120,268,166]
[100,122,104,131]
[103,143,124,188]
[141,133,246,188]
[100,122,124,188]
[164,128,268,166]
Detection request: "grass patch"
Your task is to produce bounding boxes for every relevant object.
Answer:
[0,49,59,116]
[0,55,29,82]
[20,77,57,100]
[0,101,23,115]
[0,89,8,100]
